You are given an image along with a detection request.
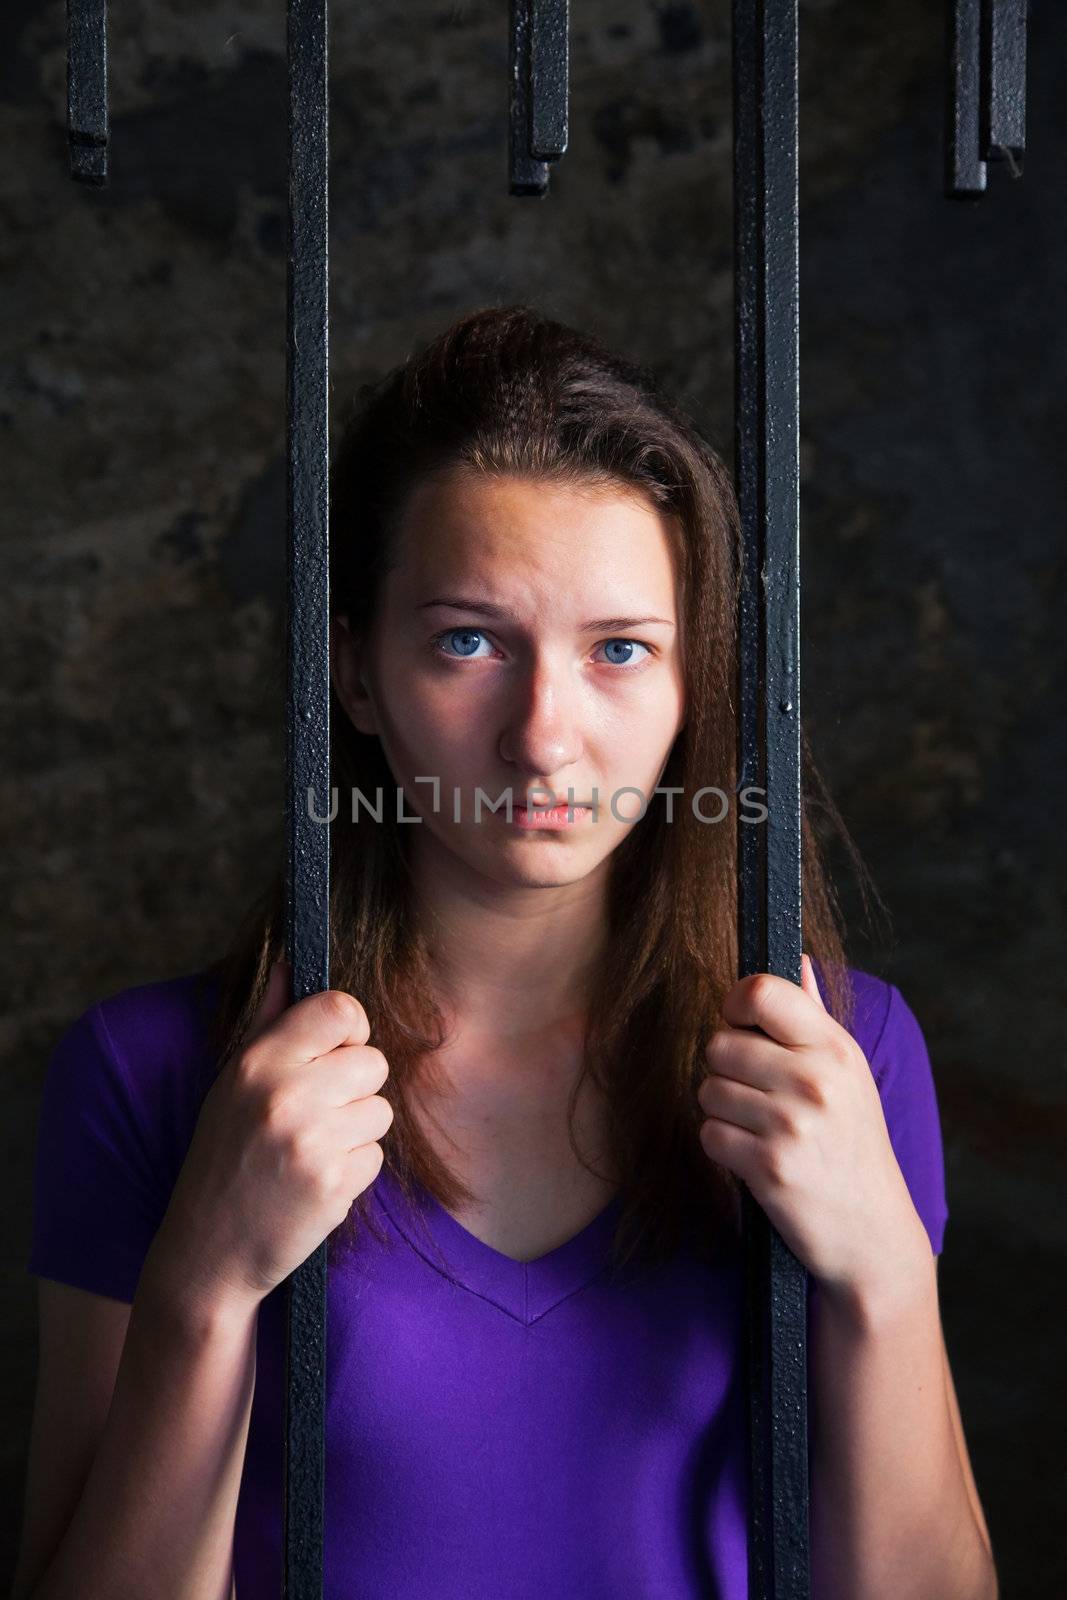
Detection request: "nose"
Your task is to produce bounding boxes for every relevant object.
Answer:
[498,653,583,781]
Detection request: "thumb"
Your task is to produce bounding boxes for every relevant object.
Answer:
[800,952,826,1010]
[245,953,292,1048]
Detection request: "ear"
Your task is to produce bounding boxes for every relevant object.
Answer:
[330,613,378,736]
[800,952,826,1010]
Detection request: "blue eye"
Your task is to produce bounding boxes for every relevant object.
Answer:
[433,628,493,660]
[430,630,652,668]
[598,639,650,668]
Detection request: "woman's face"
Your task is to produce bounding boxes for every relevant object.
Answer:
[331,467,687,892]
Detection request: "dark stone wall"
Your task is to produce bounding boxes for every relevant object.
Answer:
[3,0,1063,1591]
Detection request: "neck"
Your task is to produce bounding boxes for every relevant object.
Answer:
[409,834,610,1041]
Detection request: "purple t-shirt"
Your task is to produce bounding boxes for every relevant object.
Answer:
[27,963,948,1598]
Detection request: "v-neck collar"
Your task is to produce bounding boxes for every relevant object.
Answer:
[373,1166,624,1326]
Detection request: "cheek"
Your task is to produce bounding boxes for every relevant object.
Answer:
[603,693,684,801]
[376,670,489,776]
[606,678,684,755]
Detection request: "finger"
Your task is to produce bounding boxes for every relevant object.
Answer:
[698,1114,760,1181]
[703,1027,793,1093]
[308,1043,390,1108]
[800,952,827,1010]
[698,1072,777,1135]
[248,974,371,1063]
[342,1092,395,1151]
[721,967,825,1048]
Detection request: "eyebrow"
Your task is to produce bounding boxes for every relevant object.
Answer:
[417,598,675,630]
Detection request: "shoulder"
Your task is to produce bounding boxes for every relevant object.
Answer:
[812,960,930,1091]
[90,963,222,1041]
[48,964,223,1177]
[29,965,224,1302]
[818,961,949,1253]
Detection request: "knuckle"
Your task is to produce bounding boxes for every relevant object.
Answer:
[354,1141,385,1187]
[327,1157,355,1201]
[324,988,369,1034]
[796,1071,827,1108]
[261,1088,301,1145]
[313,1159,341,1200]
[760,1144,787,1187]
[360,1044,390,1085]
[284,1121,319,1168]
[773,1100,804,1139]
[748,973,777,1010]
[368,1094,395,1135]
[234,1042,267,1088]
[832,1039,858,1074]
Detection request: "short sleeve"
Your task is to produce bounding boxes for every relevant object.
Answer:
[868,984,950,1256]
[27,1003,171,1304]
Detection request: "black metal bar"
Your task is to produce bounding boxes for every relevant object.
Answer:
[946,0,1030,198]
[66,0,108,185]
[529,0,569,163]
[732,4,769,1590]
[509,0,549,195]
[980,0,1027,171]
[283,0,331,1589]
[946,0,988,196]
[733,0,809,1595]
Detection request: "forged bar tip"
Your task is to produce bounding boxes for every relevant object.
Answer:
[946,0,1030,197]
[66,0,109,185]
[946,0,987,197]
[980,0,1027,173]
[529,0,569,163]
[509,0,550,196]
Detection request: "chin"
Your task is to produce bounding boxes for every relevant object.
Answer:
[487,843,614,892]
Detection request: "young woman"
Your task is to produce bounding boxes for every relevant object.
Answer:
[17,306,996,1598]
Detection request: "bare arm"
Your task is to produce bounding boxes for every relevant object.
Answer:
[808,1249,997,1600]
[11,1282,133,1596]
[14,1250,260,1600]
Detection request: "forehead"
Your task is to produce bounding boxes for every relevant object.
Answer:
[387,468,681,605]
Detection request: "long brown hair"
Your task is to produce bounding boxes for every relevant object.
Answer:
[203,303,885,1276]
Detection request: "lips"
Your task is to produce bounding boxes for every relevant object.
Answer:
[518,796,592,808]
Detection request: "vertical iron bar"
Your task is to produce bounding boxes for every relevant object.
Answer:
[509,0,549,195]
[946,0,988,196]
[66,0,108,185]
[980,0,1027,170]
[284,0,331,1591]
[732,2,768,1590]
[529,0,569,162]
[733,0,809,1596]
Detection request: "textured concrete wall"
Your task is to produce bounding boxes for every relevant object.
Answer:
[3,0,1063,1591]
